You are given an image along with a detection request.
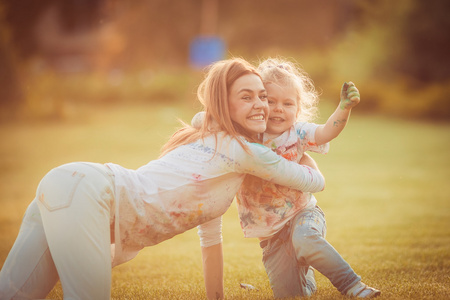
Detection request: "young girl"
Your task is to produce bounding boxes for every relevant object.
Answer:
[0,58,325,300]
[235,58,381,298]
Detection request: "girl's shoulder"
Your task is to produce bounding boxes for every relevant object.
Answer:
[294,121,321,137]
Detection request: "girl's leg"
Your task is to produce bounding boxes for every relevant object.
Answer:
[260,226,315,298]
[36,162,115,300]
[0,199,59,300]
[305,266,317,294]
[291,206,361,294]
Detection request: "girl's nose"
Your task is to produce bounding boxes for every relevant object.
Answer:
[273,103,283,112]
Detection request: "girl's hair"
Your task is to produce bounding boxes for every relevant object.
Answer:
[160,57,262,157]
[258,58,319,122]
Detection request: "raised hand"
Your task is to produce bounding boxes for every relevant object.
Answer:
[340,81,360,110]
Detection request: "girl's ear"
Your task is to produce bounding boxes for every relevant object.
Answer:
[296,100,302,118]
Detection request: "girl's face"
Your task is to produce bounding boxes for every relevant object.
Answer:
[228,74,269,137]
[265,82,299,136]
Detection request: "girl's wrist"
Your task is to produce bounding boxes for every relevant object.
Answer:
[338,102,353,111]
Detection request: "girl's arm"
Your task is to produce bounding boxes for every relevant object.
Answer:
[201,243,224,300]
[299,152,320,171]
[315,82,360,146]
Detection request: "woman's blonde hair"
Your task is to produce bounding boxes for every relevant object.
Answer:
[160,57,261,157]
[258,57,319,122]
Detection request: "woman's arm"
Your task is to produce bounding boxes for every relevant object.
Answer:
[299,153,325,190]
[201,243,224,300]
[315,82,360,145]
[237,142,325,193]
[198,217,224,299]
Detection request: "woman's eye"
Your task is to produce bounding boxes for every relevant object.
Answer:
[242,96,251,100]
[259,94,268,100]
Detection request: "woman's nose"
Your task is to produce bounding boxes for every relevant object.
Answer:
[254,97,267,109]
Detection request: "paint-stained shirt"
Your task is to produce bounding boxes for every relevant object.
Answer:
[236,122,329,239]
[106,132,325,266]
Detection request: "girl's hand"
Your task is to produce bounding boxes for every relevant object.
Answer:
[340,81,360,110]
[191,111,205,129]
[299,153,320,171]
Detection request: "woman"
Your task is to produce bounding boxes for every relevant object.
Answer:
[0,58,324,300]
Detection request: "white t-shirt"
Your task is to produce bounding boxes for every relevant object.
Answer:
[237,122,329,239]
[107,133,325,265]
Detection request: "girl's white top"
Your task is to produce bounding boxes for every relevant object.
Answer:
[237,122,329,239]
[106,133,324,266]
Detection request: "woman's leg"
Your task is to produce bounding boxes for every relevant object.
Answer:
[36,162,115,300]
[291,206,361,294]
[0,199,59,300]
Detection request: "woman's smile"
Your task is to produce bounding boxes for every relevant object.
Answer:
[228,74,269,136]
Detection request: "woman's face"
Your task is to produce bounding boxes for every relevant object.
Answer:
[228,74,269,136]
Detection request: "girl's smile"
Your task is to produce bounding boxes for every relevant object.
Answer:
[265,83,299,137]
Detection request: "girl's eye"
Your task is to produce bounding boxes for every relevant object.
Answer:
[268,99,274,104]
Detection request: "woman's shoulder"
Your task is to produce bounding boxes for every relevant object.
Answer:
[189,132,247,154]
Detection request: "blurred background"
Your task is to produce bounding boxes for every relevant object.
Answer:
[0,0,449,122]
[0,2,449,298]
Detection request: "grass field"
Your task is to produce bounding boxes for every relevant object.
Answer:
[0,102,449,299]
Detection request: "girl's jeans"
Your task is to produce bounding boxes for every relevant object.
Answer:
[260,206,361,298]
[0,162,115,300]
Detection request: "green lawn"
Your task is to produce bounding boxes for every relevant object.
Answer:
[0,103,449,299]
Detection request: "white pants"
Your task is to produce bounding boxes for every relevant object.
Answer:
[0,162,115,300]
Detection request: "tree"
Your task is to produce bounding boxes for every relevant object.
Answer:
[398,0,450,83]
